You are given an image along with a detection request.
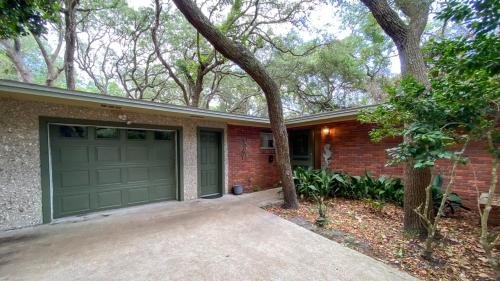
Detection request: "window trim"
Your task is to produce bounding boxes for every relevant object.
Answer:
[260,132,275,149]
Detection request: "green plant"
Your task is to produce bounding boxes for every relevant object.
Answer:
[293,167,341,198]
[343,172,404,205]
[293,167,318,198]
[313,194,328,227]
[293,168,405,206]
[293,167,336,226]
[366,198,385,212]
[431,174,470,215]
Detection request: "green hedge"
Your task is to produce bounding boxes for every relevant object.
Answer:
[292,168,470,214]
[293,167,404,205]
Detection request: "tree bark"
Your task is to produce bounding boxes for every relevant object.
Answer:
[64,0,79,90]
[171,0,298,208]
[361,0,432,235]
[33,31,64,87]
[0,39,33,83]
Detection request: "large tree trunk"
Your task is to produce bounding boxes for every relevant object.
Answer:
[171,0,298,208]
[361,0,432,235]
[398,34,432,235]
[64,0,78,90]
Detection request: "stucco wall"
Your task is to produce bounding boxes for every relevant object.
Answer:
[0,97,228,230]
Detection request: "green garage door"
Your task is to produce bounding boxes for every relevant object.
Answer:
[49,124,177,218]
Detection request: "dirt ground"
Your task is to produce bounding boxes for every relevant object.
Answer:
[265,198,497,281]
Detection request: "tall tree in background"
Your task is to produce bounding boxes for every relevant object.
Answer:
[152,0,223,107]
[360,0,433,235]
[171,0,299,208]
[63,0,79,90]
[0,0,62,84]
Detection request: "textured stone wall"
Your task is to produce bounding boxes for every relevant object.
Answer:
[228,125,280,193]
[0,97,228,230]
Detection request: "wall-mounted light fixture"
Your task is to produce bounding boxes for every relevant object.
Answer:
[322,126,330,136]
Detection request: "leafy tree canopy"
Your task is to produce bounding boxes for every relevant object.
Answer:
[0,0,60,39]
[360,0,500,168]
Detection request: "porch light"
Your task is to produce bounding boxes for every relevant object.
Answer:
[322,127,330,135]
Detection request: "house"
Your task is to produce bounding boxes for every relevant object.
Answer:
[0,80,493,231]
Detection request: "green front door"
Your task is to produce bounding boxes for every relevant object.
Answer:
[50,124,177,218]
[198,130,222,197]
[289,129,314,169]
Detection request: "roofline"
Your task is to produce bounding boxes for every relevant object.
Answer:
[0,80,270,124]
[0,80,375,126]
[285,105,376,125]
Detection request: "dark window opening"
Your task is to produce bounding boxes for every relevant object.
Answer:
[127,129,146,140]
[96,127,119,139]
[154,131,173,141]
[59,126,87,138]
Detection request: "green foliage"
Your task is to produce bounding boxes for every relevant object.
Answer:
[294,168,469,214]
[359,77,469,169]
[293,168,404,205]
[359,0,499,170]
[219,0,242,34]
[313,194,328,227]
[0,0,60,39]
[365,198,385,212]
[431,174,470,215]
[438,0,499,36]
[348,172,404,205]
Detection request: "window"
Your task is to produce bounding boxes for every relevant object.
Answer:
[260,133,274,149]
[127,129,146,140]
[154,131,173,141]
[59,126,87,138]
[96,127,119,139]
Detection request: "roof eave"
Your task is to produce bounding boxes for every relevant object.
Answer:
[0,80,270,125]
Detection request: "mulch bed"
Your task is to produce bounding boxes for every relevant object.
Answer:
[264,198,497,280]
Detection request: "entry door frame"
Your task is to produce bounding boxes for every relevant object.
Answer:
[39,117,183,223]
[289,128,315,170]
[197,127,225,198]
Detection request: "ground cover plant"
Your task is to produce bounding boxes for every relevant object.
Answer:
[293,167,467,215]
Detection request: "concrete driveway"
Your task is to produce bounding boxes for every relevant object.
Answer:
[0,189,416,281]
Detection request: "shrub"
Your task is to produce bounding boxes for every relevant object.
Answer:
[293,168,467,214]
[293,168,403,204]
[347,172,404,205]
[293,167,350,198]
[431,174,470,215]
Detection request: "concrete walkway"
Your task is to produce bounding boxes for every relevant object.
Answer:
[0,189,417,281]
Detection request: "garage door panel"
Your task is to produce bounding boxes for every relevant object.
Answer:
[128,167,149,182]
[96,168,122,185]
[50,125,178,219]
[96,190,123,209]
[128,187,149,204]
[61,170,90,188]
[95,146,121,162]
[126,146,149,162]
[150,184,176,200]
[151,145,174,160]
[150,166,173,181]
[58,193,91,214]
[59,146,89,163]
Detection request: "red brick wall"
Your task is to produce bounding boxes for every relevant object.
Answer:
[228,121,496,207]
[311,120,496,208]
[228,125,281,193]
